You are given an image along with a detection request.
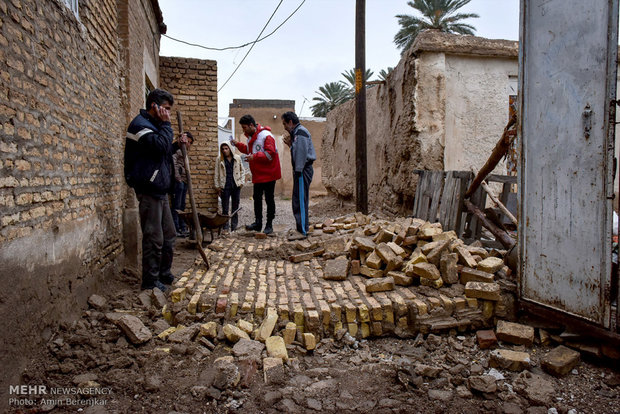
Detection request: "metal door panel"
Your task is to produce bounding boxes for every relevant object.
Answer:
[518,0,618,325]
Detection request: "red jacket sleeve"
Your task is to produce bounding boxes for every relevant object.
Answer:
[235,141,249,154]
[252,135,277,163]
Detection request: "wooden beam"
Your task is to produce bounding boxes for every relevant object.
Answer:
[463,199,516,249]
[481,180,518,226]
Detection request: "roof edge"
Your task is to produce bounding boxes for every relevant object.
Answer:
[412,29,518,58]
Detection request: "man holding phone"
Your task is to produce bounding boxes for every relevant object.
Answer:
[124,88,188,291]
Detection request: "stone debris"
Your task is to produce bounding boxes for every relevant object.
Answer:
[116,314,152,344]
[87,294,107,310]
[263,357,285,385]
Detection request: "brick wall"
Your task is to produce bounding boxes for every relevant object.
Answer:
[0,0,161,404]
[160,57,218,211]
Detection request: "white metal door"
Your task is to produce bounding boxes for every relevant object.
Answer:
[518,0,618,326]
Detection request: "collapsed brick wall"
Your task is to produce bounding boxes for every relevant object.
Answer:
[0,0,159,404]
[159,56,218,211]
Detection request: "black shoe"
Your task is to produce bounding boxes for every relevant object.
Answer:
[263,223,273,235]
[160,273,174,285]
[141,280,168,292]
[245,222,262,231]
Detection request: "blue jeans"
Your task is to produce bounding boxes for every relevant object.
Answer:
[171,181,187,232]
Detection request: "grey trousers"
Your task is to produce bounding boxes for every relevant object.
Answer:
[137,193,176,287]
[292,164,313,235]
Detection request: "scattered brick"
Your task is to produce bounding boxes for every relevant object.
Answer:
[541,345,580,376]
[476,329,497,349]
[489,349,531,371]
[476,256,504,273]
[460,267,494,284]
[323,256,349,280]
[464,281,501,301]
[265,336,288,361]
[366,276,395,293]
[496,320,535,346]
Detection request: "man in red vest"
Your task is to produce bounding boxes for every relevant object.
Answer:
[230,114,281,234]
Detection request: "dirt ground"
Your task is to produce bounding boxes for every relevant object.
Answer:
[11,196,620,414]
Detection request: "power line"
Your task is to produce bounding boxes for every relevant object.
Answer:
[218,0,284,92]
[161,0,306,52]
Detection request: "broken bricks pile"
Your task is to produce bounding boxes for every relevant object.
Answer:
[164,212,517,346]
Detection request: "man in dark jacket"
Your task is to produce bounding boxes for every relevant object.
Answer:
[282,111,316,238]
[125,88,187,291]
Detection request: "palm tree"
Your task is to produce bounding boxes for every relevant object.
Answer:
[394,0,479,54]
[378,67,394,81]
[310,82,354,117]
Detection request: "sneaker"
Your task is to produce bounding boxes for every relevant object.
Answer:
[263,224,273,235]
[245,222,262,231]
[176,231,186,238]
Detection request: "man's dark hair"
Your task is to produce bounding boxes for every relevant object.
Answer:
[146,88,174,109]
[185,131,194,143]
[281,111,299,125]
[239,114,257,126]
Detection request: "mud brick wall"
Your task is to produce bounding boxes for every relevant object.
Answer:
[321,31,519,215]
[160,56,218,211]
[0,0,153,404]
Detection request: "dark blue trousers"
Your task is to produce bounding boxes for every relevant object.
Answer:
[292,163,313,235]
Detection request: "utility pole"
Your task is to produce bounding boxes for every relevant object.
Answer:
[355,0,368,214]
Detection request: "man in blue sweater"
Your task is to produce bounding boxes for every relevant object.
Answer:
[282,111,316,238]
[125,88,188,291]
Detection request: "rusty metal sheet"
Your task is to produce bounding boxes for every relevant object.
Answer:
[518,0,618,326]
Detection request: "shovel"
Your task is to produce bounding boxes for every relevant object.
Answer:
[176,111,210,269]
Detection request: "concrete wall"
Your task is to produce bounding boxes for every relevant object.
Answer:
[160,57,218,211]
[321,31,519,213]
[0,0,163,403]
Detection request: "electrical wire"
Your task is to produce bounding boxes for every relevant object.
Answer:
[161,0,306,52]
[218,0,284,92]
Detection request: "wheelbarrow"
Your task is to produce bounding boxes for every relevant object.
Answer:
[177,207,241,244]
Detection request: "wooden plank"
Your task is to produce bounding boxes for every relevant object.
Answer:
[487,174,517,184]
[454,172,473,238]
[427,171,445,223]
[438,172,455,229]
[412,171,423,218]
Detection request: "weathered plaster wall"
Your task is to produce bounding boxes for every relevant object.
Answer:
[443,56,517,172]
[321,31,519,214]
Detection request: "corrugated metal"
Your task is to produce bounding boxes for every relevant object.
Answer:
[518,0,618,326]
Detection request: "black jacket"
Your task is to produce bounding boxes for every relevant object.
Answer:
[124,109,175,197]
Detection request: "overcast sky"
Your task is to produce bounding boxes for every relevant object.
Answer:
[158,0,520,120]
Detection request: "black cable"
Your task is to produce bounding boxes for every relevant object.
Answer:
[162,0,306,52]
[218,0,285,92]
